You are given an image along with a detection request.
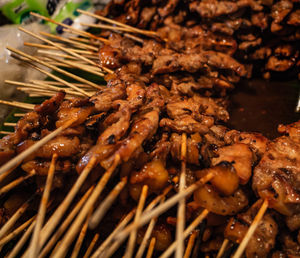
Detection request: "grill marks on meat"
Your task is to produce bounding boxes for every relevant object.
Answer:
[225,200,278,257]
[90,79,126,112]
[253,122,300,216]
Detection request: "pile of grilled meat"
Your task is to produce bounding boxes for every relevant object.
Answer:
[0,0,299,257]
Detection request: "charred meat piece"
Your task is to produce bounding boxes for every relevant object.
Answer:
[211,143,254,184]
[253,121,300,216]
[225,200,278,257]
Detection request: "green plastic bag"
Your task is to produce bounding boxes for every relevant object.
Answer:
[0,0,93,34]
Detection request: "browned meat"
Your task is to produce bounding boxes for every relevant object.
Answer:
[286,213,300,231]
[251,12,269,30]
[158,0,179,17]
[0,134,15,166]
[287,9,300,26]
[34,91,65,115]
[253,122,300,216]
[266,56,295,72]
[101,110,160,169]
[170,133,202,165]
[56,105,93,128]
[211,143,254,184]
[196,162,240,196]
[239,38,262,51]
[225,200,278,257]
[36,136,80,158]
[274,45,294,57]
[160,115,213,134]
[90,79,126,112]
[194,185,248,215]
[99,45,122,69]
[189,0,262,19]
[271,0,293,24]
[224,130,269,157]
[126,81,146,110]
[22,159,72,176]
[250,47,272,60]
[152,51,247,77]
[137,7,156,28]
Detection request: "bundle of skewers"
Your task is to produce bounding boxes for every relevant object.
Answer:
[0,1,299,257]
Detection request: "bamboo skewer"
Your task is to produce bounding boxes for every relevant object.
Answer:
[160,209,209,258]
[39,186,94,258]
[83,233,99,258]
[80,22,140,33]
[101,182,176,258]
[14,113,25,117]
[70,214,90,258]
[176,133,187,258]
[30,12,109,44]
[0,216,36,248]
[52,154,121,258]
[115,172,214,243]
[0,131,12,135]
[77,9,158,38]
[20,27,108,75]
[216,238,230,258]
[29,157,97,258]
[7,219,36,258]
[0,202,29,239]
[183,231,198,258]
[146,237,156,258]
[8,46,96,95]
[31,80,101,89]
[39,31,99,51]
[0,117,77,176]
[27,154,57,258]
[0,100,34,110]
[232,199,269,258]
[89,176,127,229]
[125,185,148,258]
[3,122,16,127]
[91,209,136,258]
[0,172,35,196]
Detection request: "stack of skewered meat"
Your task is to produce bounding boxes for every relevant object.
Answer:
[100,0,300,79]
[0,1,299,257]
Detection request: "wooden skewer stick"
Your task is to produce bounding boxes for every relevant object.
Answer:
[68,36,100,46]
[27,154,57,258]
[183,230,198,258]
[48,55,105,77]
[91,209,136,258]
[0,117,77,176]
[31,80,101,89]
[39,186,94,258]
[0,171,35,196]
[7,219,36,258]
[176,133,187,258]
[80,22,138,33]
[39,31,99,51]
[24,157,97,258]
[0,99,34,110]
[0,202,29,239]
[37,49,99,60]
[70,214,90,258]
[30,12,109,43]
[99,180,176,258]
[216,238,230,258]
[232,199,269,258]
[89,177,127,229]
[146,237,156,258]
[52,154,121,258]
[0,216,36,248]
[77,9,158,37]
[14,113,25,117]
[20,26,112,75]
[125,185,149,258]
[160,209,209,258]
[8,46,96,95]
[83,233,99,258]
[0,131,12,135]
[3,122,16,127]
[115,172,214,243]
